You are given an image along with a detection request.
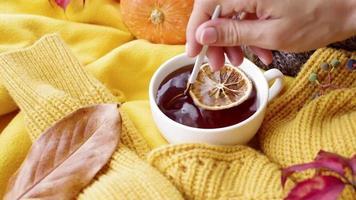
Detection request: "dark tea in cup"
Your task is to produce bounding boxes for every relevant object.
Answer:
[156,64,258,129]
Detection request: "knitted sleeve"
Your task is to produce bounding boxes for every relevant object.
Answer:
[0,34,115,140]
[0,34,152,156]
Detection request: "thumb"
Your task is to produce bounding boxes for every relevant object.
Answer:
[195,18,270,47]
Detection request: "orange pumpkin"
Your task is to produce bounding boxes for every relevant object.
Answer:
[120,0,194,44]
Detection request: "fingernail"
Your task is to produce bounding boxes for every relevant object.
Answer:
[200,27,217,44]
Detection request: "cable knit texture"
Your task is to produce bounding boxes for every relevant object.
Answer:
[148,144,286,200]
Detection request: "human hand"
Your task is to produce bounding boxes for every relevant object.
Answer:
[186,0,356,70]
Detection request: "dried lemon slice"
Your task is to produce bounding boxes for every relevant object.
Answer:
[189,63,253,110]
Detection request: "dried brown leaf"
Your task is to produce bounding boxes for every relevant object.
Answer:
[4,104,121,200]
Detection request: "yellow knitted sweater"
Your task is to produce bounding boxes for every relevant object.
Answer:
[0,1,355,200]
[0,34,288,200]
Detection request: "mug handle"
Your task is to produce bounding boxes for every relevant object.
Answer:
[264,69,284,102]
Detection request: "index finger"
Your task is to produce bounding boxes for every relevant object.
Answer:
[186,1,214,57]
[186,0,252,57]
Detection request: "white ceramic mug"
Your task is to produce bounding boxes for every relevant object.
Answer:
[149,53,284,145]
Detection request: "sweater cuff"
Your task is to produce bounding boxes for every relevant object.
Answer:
[0,34,116,140]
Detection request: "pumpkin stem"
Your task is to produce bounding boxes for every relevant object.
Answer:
[150,9,164,25]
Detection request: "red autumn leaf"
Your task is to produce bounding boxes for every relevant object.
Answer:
[349,155,356,185]
[282,163,318,187]
[282,150,350,186]
[55,0,71,10]
[314,150,349,176]
[349,155,356,175]
[285,175,345,200]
